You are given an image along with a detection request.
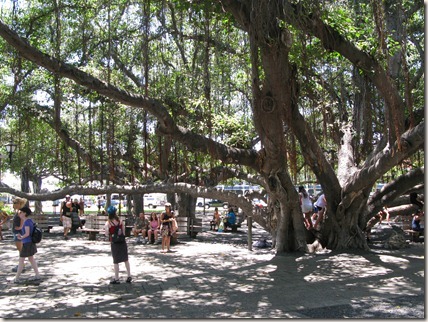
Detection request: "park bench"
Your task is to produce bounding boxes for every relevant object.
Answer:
[81,214,127,240]
[395,215,424,242]
[171,216,203,244]
[30,212,83,233]
[32,213,59,232]
[179,216,203,238]
[80,214,106,240]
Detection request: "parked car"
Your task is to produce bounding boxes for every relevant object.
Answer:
[143,193,167,209]
[205,199,228,209]
[252,199,267,208]
[196,197,209,207]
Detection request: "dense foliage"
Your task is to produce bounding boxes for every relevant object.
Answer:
[0,0,424,252]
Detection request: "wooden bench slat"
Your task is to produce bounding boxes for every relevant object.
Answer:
[32,214,59,232]
[82,215,129,240]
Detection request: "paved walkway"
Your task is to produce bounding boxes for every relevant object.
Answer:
[0,220,424,319]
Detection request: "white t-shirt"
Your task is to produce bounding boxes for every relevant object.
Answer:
[300,194,313,213]
[315,194,327,208]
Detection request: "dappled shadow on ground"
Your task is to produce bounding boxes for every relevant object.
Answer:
[0,221,424,318]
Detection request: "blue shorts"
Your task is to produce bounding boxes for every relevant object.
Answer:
[13,232,20,242]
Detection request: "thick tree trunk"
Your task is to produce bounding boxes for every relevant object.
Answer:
[133,193,144,217]
[176,193,196,219]
[32,175,43,214]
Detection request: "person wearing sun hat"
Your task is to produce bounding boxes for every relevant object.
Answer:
[104,205,132,284]
[13,206,41,283]
[11,197,28,272]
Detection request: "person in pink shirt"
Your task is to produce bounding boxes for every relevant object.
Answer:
[147,213,160,244]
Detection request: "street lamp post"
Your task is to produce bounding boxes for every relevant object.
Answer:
[0,154,4,181]
[5,141,17,164]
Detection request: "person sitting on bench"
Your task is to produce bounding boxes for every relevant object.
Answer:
[210,207,221,231]
[132,212,149,244]
[147,213,160,244]
[412,210,424,234]
[224,207,236,231]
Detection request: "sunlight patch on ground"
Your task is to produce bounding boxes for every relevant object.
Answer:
[378,255,409,269]
[303,254,392,283]
[415,270,424,278]
[367,276,423,296]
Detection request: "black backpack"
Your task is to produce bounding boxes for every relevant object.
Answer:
[32,223,43,244]
[111,222,125,244]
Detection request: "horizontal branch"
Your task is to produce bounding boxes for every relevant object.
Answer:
[0,20,258,170]
[0,182,254,214]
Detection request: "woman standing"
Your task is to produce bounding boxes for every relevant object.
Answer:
[105,206,132,284]
[160,202,174,253]
[60,196,73,240]
[14,206,41,283]
[11,197,27,272]
[299,186,313,230]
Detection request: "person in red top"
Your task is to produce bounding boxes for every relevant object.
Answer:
[104,206,132,284]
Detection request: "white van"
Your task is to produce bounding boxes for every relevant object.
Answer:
[143,193,167,209]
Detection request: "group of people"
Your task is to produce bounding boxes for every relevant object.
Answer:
[6,194,181,285]
[7,188,423,285]
[60,194,85,240]
[104,202,178,284]
[130,203,177,251]
[131,212,162,244]
[209,207,236,232]
[299,186,327,231]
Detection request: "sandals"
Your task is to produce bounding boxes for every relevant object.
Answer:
[110,277,131,284]
[110,279,120,284]
[29,276,41,281]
